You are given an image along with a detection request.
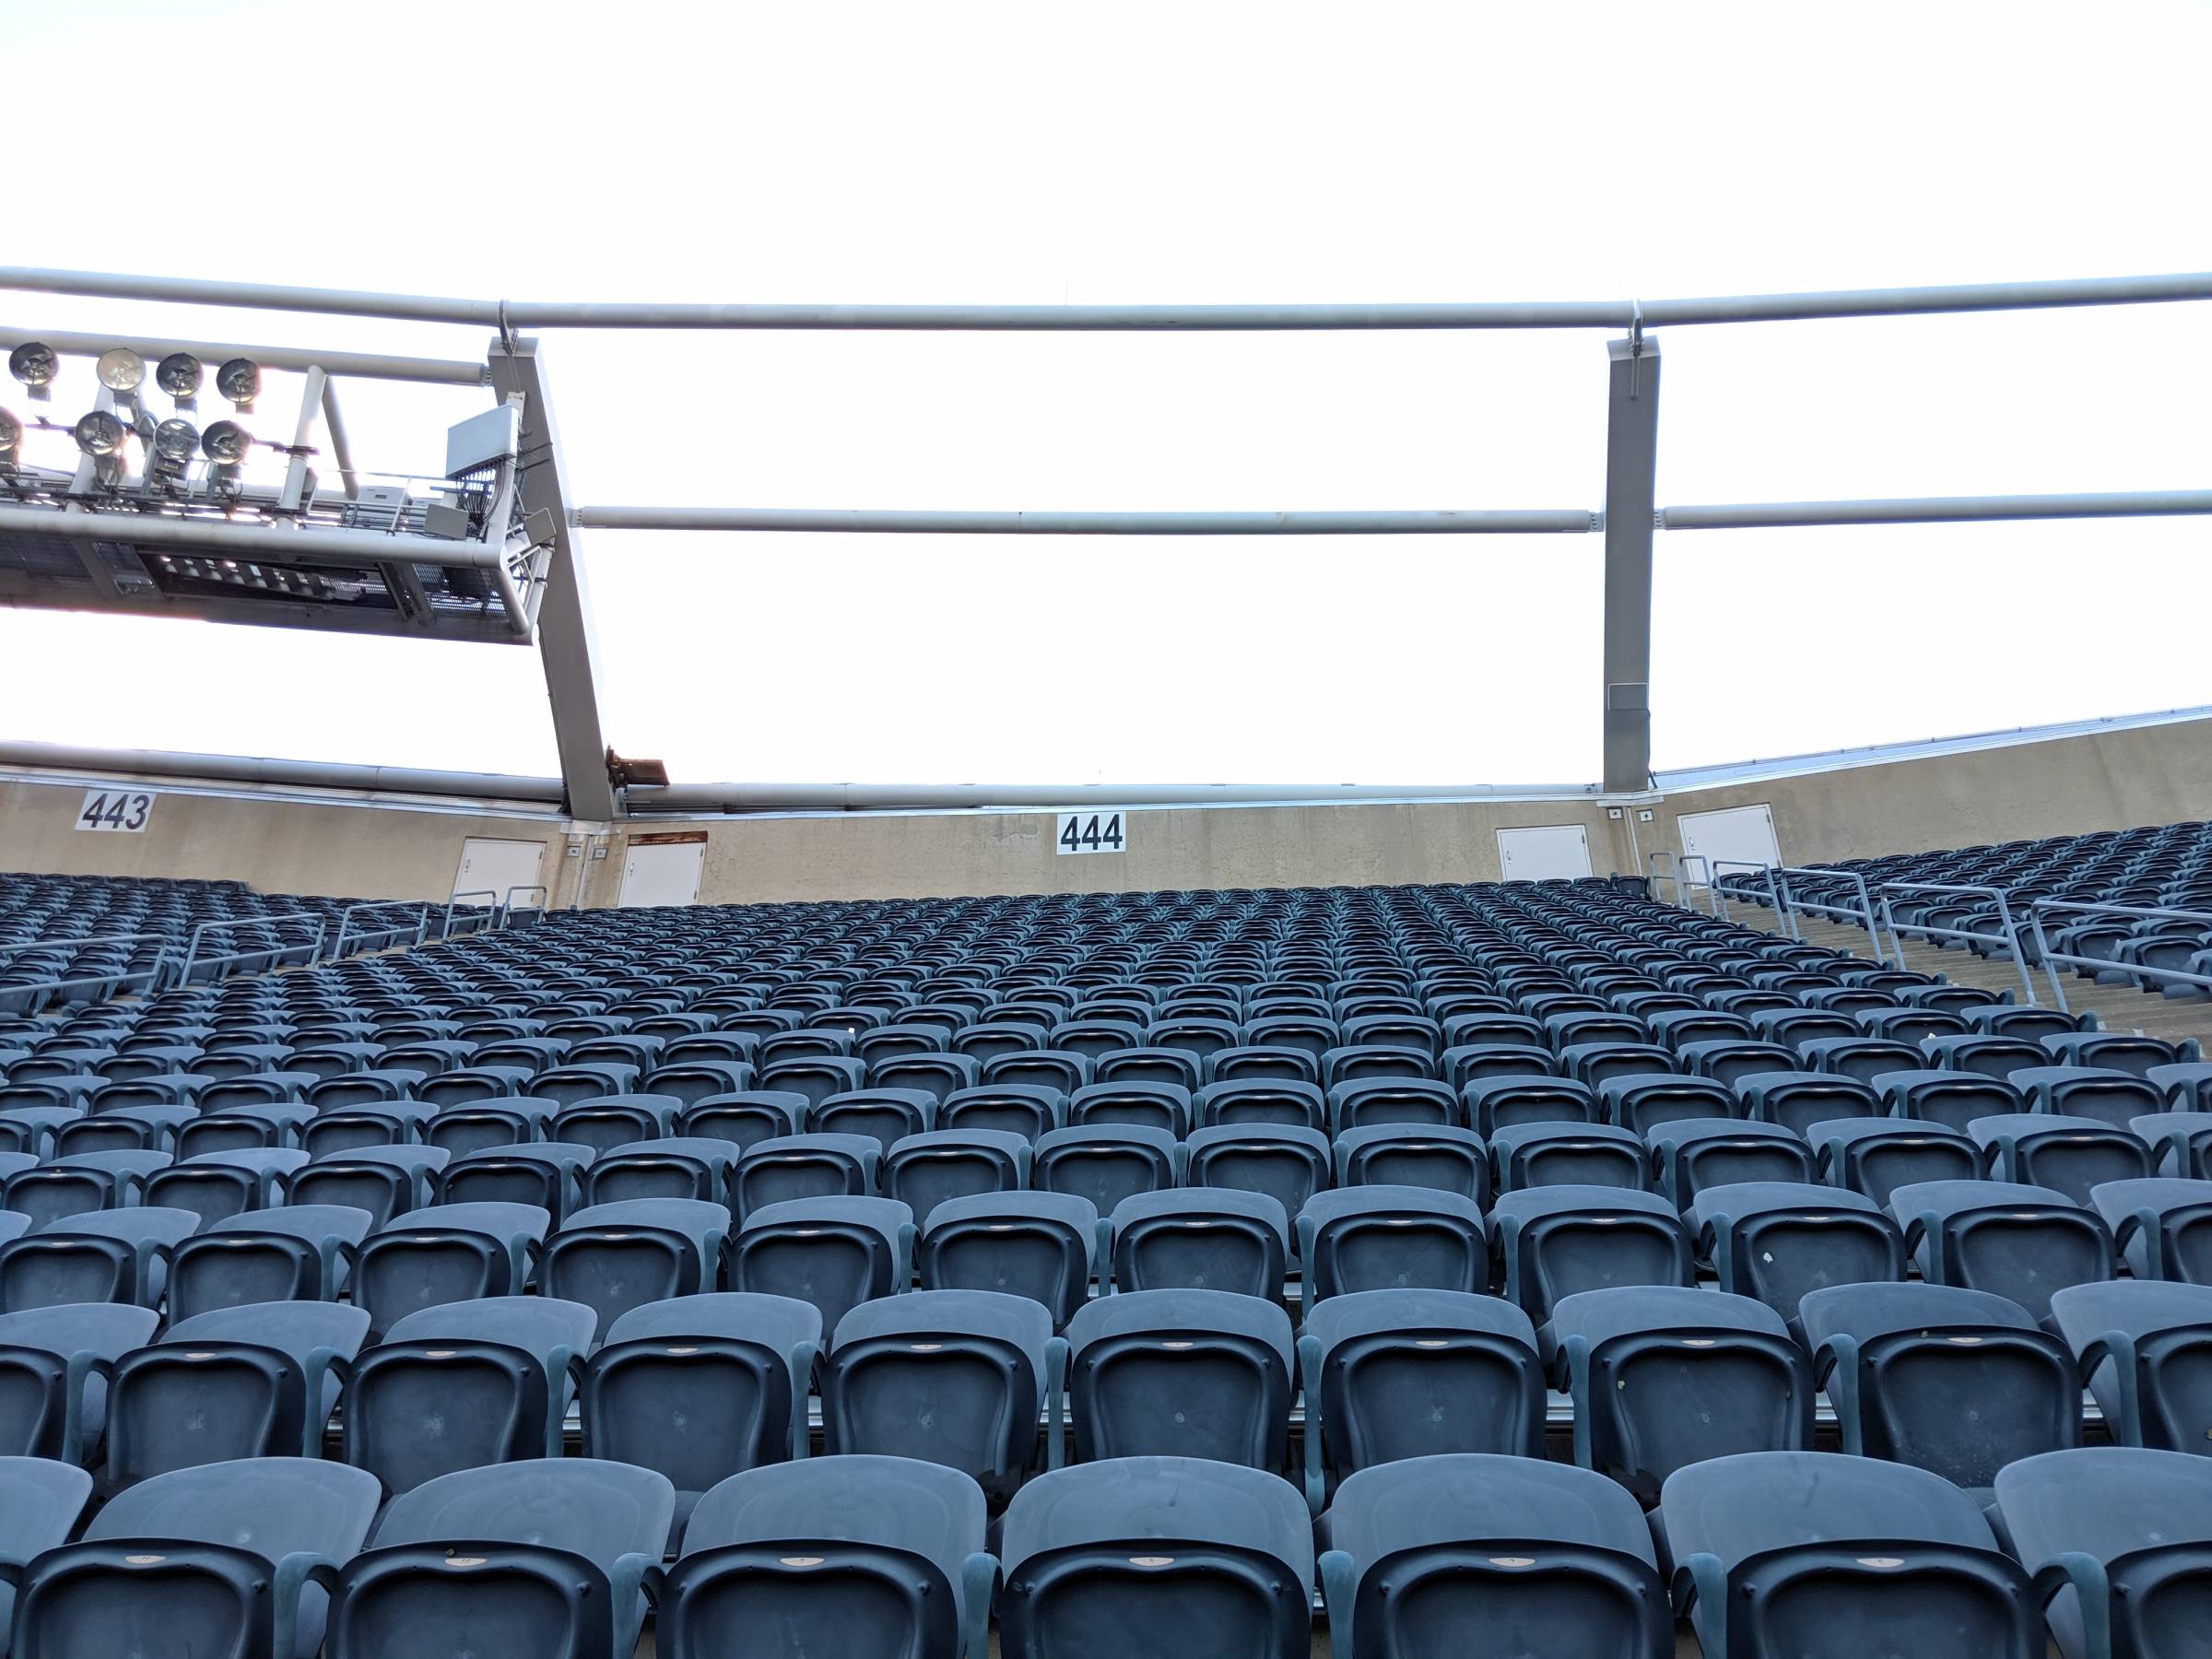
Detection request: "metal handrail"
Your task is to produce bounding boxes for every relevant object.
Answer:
[500,885,551,926]
[441,889,501,940]
[0,929,182,964]
[2028,899,2212,1013]
[1708,860,1786,931]
[0,951,178,1012]
[1646,852,1708,909]
[1877,880,2039,1006]
[330,900,432,959]
[178,912,327,986]
[1773,866,1898,969]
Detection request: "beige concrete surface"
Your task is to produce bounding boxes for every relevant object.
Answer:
[1,713,2206,905]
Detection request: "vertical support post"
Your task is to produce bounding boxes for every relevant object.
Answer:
[1601,334,1660,794]
[486,335,619,821]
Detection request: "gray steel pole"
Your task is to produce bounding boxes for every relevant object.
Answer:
[0,740,564,802]
[0,326,486,386]
[574,506,1598,535]
[7,265,2212,331]
[1661,491,2212,529]
[0,504,512,569]
[1600,335,1660,794]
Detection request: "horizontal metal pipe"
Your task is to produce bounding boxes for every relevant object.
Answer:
[1662,490,2212,529]
[576,506,1599,535]
[8,265,2212,332]
[0,503,512,569]
[627,780,1596,813]
[0,741,565,803]
[0,326,487,386]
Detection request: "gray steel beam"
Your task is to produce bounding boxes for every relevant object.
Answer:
[1660,490,2212,529]
[0,740,564,802]
[0,503,512,569]
[487,337,618,821]
[629,780,1600,813]
[0,326,486,386]
[7,265,2212,331]
[577,506,1598,535]
[1601,335,1660,794]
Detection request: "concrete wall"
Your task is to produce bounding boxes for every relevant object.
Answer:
[3,713,2207,905]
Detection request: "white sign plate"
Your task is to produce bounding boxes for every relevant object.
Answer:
[76,788,156,833]
[1055,811,1127,855]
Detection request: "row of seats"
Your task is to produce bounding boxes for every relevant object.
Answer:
[5,1443,2200,1657]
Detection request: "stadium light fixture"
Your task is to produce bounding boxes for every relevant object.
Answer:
[0,407,19,467]
[215,356,259,412]
[155,351,202,410]
[72,409,126,457]
[200,418,251,465]
[148,417,197,488]
[7,341,57,402]
[95,347,144,393]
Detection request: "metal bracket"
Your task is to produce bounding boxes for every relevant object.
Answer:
[1628,300,1646,399]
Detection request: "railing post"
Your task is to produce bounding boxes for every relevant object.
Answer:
[2028,907,2072,1015]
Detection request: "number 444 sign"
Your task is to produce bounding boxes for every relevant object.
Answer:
[1054,811,1127,855]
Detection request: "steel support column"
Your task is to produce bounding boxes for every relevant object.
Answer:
[1601,335,1660,794]
[486,337,618,821]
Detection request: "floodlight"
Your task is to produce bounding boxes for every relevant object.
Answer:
[201,418,252,464]
[154,418,200,461]
[7,342,57,402]
[95,348,146,393]
[215,357,259,411]
[0,407,19,464]
[156,352,203,407]
[72,410,127,458]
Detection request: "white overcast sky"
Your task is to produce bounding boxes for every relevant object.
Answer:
[4,0,2207,786]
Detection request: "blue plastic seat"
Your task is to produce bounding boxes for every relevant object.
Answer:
[642,1058,757,1108]
[2050,1279,2212,1456]
[7,1456,379,1659]
[1298,1186,1488,1302]
[1677,1037,1800,1088]
[1888,1179,2116,1324]
[918,1191,1099,1326]
[1064,1289,1293,1468]
[678,1089,806,1149]
[547,1091,680,1155]
[1645,1119,1813,1207]
[1297,1289,1543,1509]
[1921,1033,2050,1081]
[348,1200,548,1336]
[1798,1281,2077,1492]
[1194,1078,1324,1132]
[1735,1070,1882,1135]
[1971,1114,2155,1205]
[168,1203,372,1321]
[1488,1121,1645,1192]
[3,1148,171,1228]
[1806,1116,1981,1206]
[1326,1077,1457,1136]
[939,1084,1065,1141]
[53,1102,194,1159]
[581,1135,741,1206]
[1596,1073,1738,1135]
[883,1128,1032,1228]
[1461,1075,1596,1135]
[433,1140,594,1221]
[733,1132,878,1218]
[1332,1123,1488,1206]
[806,1086,935,1152]
[1545,1285,1812,1500]
[825,1288,1057,1500]
[138,1147,306,1228]
[1031,1124,1179,1218]
[0,1301,159,1461]
[421,1094,557,1158]
[1661,1451,2044,1657]
[726,1194,913,1339]
[1109,1187,1289,1300]
[1316,1453,1667,1659]
[543,1196,728,1343]
[0,1206,199,1312]
[1796,1035,1926,1086]
[2041,1031,2195,1077]
[1442,1042,1559,1088]
[1492,1185,1692,1319]
[1560,1041,1678,1089]
[284,1145,448,1229]
[300,1100,435,1159]
[325,1459,671,1658]
[344,1296,598,1495]
[2134,1109,2212,1178]
[1068,1080,1192,1135]
[1688,1180,1906,1316]
[579,1291,821,1542]
[663,1455,992,1659]
[2088,1176,2212,1281]
[0,1456,94,1645]
[103,1300,369,1487]
[1002,1456,1310,1659]
[1206,1044,1320,1086]
[1994,1445,2212,1659]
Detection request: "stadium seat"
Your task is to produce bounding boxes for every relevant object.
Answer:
[1332,1122,1488,1205]
[2050,1279,2212,1454]
[1298,1185,1488,1301]
[1970,1113,2156,1204]
[883,1127,1032,1227]
[1488,1120,1645,1191]
[1109,1187,1289,1300]
[167,1203,371,1320]
[0,1301,159,1461]
[725,1194,913,1337]
[1492,1185,1692,1318]
[1064,1289,1293,1467]
[918,1190,1099,1326]
[1646,1118,1814,1206]
[1461,1075,1597,1134]
[733,1132,879,1216]
[1890,1179,2117,1323]
[1688,1180,1907,1314]
[541,1196,727,1342]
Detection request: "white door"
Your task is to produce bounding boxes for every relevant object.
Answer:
[452,838,546,906]
[619,841,705,908]
[1677,804,1783,884]
[1496,824,1594,882]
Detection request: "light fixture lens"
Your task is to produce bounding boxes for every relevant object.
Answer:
[0,407,19,454]
[73,409,128,458]
[7,343,57,390]
[96,347,146,393]
[155,353,203,396]
[201,418,251,464]
[154,418,200,461]
[215,357,260,406]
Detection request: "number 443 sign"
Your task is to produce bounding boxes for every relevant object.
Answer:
[76,789,156,832]
[1055,811,1127,855]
